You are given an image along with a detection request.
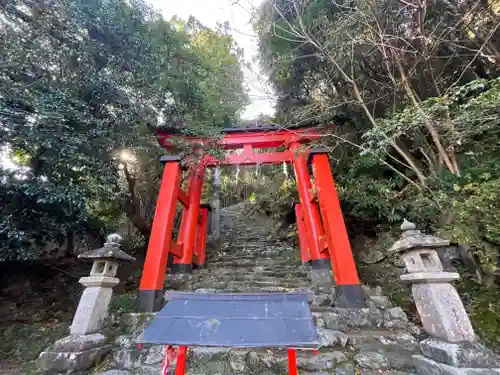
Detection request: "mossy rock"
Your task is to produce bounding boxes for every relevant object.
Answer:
[455,277,500,350]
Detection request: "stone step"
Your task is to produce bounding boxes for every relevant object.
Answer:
[206,259,303,269]
[106,205,421,375]
[110,338,418,375]
[195,268,310,279]
[192,286,313,293]
[113,343,356,374]
[313,307,410,332]
[190,275,310,286]
[197,274,311,283]
[219,274,309,284]
[207,255,299,264]
[191,279,312,290]
[215,249,294,256]
[347,330,418,348]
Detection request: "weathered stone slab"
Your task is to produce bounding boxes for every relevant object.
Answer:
[141,345,165,365]
[381,332,419,352]
[420,339,500,369]
[333,362,356,375]
[129,365,161,375]
[368,295,392,309]
[38,345,111,373]
[413,355,500,375]
[306,362,355,375]
[312,293,333,307]
[189,346,231,362]
[97,370,130,375]
[386,351,417,372]
[354,352,389,370]
[413,283,475,342]
[309,269,334,287]
[245,351,260,370]
[355,351,390,369]
[229,352,247,372]
[113,347,141,369]
[322,308,384,331]
[52,333,106,352]
[114,335,136,349]
[298,351,348,371]
[316,328,349,348]
[120,313,157,335]
[386,307,408,321]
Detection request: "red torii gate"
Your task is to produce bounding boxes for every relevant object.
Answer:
[138,125,364,312]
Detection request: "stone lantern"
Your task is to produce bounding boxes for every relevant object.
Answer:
[70,233,136,335]
[39,234,136,374]
[390,221,500,374]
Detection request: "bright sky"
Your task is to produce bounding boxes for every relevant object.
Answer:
[147,0,276,120]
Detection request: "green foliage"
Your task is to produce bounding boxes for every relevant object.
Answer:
[109,293,137,316]
[254,177,297,219]
[0,321,67,362]
[456,278,500,349]
[257,0,499,125]
[335,155,409,224]
[438,175,500,274]
[0,0,248,258]
[360,78,500,272]
[364,78,500,157]
[0,172,94,260]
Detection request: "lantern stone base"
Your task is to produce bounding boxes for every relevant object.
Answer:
[413,338,500,375]
[38,333,111,373]
[413,355,500,375]
[420,338,500,369]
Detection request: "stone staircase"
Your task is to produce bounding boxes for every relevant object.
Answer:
[106,203,422,375]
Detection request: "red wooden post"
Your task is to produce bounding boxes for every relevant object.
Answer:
[194,206,209,267]
[291,143,330,270]
[295,203,311,264]
[173,162,206,273]
[178,211,188,242]
[287,349,298,375]
[175,346,188,375]
[311,152,364,307]
[139,160,181,312]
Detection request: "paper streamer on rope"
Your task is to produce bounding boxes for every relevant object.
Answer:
[235,165,240,185]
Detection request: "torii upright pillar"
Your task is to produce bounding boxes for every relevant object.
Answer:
[311,150,364,308]
[172,161,206,273]
[139,158,182,312]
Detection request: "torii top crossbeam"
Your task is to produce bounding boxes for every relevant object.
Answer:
[156,124,334,166]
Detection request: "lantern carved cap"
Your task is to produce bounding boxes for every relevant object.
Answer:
[78,233,136,262]
[388,219,449,254]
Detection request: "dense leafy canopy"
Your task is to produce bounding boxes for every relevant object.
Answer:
[0,0,248,259]
[257,0,500,184]
[254,0,500,272]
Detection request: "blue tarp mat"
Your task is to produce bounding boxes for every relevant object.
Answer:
[139,292,319,348]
